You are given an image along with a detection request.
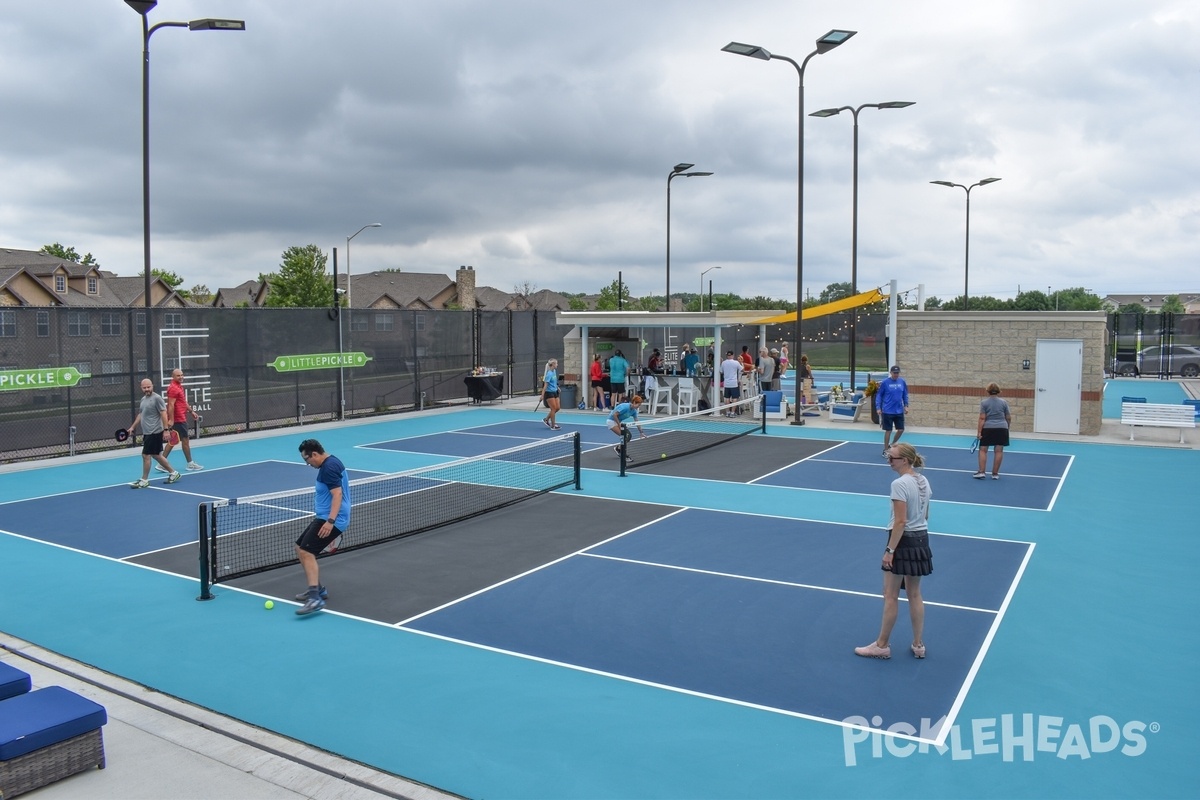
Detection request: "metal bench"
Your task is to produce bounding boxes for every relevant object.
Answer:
[1120,402,1195,443]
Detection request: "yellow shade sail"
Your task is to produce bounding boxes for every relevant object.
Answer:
[753,288,887,324]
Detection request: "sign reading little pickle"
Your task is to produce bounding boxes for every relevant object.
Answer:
[0,367,91,392]
[268,352,372,373]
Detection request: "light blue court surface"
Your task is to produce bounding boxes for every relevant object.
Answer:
[0,405,1195,799]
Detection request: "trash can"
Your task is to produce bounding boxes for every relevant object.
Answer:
[560,384,578,409]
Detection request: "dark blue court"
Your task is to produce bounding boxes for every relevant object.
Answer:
[755,440,1071,510]
[404,507,1033,740]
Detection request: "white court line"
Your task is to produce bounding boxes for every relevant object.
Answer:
[579,552,999,615]
[750,440,851,483]
[394,507,690,627]
[935,541,1037,747]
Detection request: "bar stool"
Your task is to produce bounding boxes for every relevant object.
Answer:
[649,383,673,415]
[676,383,698,414]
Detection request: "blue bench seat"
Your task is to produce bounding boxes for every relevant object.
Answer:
[0,663,30,702]
[0,686,106,797]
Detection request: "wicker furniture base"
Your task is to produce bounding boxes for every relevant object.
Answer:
[0,728,104,799]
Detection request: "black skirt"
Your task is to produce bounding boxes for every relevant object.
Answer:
[884,529,933,576]
[980,427,1009,447]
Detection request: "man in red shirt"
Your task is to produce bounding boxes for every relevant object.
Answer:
[739,346,755,373]
[159,368,203,472]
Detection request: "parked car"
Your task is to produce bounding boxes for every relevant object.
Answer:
[1114,344,1200,377]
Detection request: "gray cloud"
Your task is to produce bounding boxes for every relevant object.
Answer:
[0,0,1196,303]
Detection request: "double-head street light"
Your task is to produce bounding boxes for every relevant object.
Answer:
[700,265,721,311]
[665,163,712,312]
[722,30,856,423]
[929,177,1001,309]
[811,101,914,391]
[126,0,244,375]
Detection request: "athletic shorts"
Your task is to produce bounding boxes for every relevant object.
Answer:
[142,431,164,456]
[610,381,626,394]
[543,390,560,399]
[723,387,741,400]
[295,517,343,555]
[880,412,905,431]
[980,428,1010,447]
[169,421,190,439]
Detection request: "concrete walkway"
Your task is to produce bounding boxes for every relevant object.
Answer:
[0,635,457,800]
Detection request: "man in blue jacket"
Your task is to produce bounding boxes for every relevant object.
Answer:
[875,365,910,457]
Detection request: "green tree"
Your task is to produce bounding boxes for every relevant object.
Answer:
[595,279,633,311]
[1117,303,1146,315]
[568,296,588,311]
[1159,295,1186,314]
[818,282,852,304]
[264,245,333,307]
[40,242,99,267]
[1013,290,1051,311]
[189,284,213,304]
[1055,287,1104,311]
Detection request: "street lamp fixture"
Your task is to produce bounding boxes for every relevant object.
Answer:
[722,29,856,423]
[666,163,712,312]
[700,266,722,311]
[811,101,914,391]
[929,177,1001,308]
[341,223,382,420]
[126,0,244,375]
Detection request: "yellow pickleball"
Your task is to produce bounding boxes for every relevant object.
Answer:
[264,600,274,610]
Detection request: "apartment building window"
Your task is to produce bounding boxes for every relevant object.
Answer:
[67,310,90,337]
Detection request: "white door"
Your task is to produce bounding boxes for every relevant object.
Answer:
[1034,339,1082,434]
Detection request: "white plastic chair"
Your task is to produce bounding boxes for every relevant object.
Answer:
[649,384,673,415]
[676,383,698,414]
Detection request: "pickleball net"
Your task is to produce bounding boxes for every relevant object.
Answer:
[197,431,581,599]
[619,395,764,475]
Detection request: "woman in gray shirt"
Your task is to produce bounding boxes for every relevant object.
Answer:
[974,383,1011,480]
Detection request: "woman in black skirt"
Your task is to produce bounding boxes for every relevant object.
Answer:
[974,382,1011,479]
[855,442,933,660]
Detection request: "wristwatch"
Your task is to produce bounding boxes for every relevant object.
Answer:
[884,547,895,554]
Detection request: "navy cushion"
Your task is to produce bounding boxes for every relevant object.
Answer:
[0,686,107,760]
[0,662,31,701]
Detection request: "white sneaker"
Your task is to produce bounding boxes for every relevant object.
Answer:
[187,462,203,471]
[154,464,170,473]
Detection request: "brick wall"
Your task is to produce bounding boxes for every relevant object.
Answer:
[896,311,1107,435]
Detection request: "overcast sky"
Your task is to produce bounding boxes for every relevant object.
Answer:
[1,1,1196,305]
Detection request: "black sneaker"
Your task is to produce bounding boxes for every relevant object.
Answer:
[294,586,329,602]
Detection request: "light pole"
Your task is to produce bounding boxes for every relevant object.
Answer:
[929,177,1000,309]
[811,100,914,391]
[126,0,244,376]
[666,163,712,311]
[700,266,721,311]
[342,223,381,419]
[722,30,856,423]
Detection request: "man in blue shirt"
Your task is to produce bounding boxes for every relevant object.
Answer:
[294,438,351,615]
[875,365,910,456]
[608,350,630,405]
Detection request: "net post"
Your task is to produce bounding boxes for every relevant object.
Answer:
[197,502,215,601]
[619,425,627,477]
[760,395,767,433]
[573,431,582,490]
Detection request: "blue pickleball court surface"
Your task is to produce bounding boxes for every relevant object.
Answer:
[755,440,1072,510]
[404,507,1034,740]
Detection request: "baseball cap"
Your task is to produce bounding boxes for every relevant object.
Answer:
[890,365,901,373]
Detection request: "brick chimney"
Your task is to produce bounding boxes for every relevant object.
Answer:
[455,265,477,309]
